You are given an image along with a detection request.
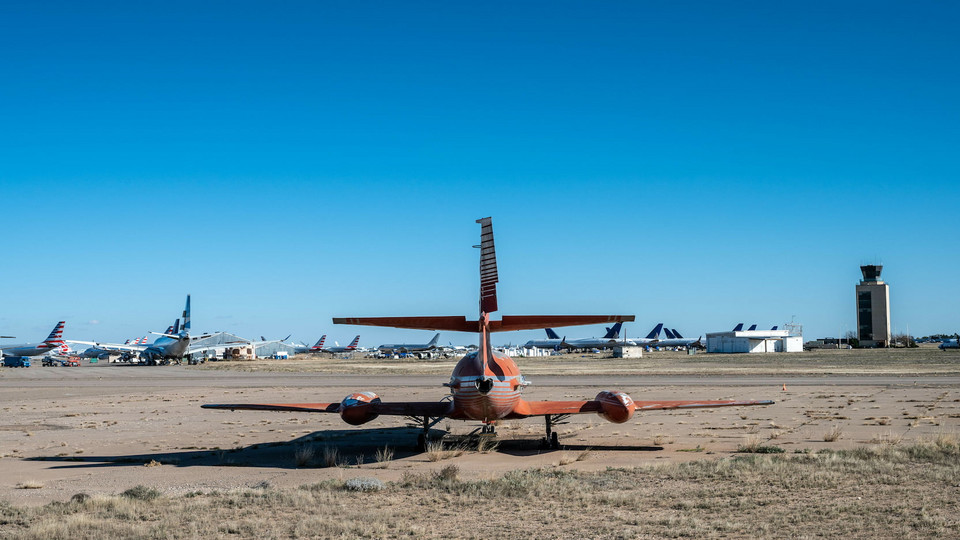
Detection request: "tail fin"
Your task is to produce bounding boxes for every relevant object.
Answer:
[312,335,326,350]
[645,323,664,340]
[164,325,174,335]
[347,335,360,350]
[748,324,757,331]
[663,328,676,339]
[476,217,499,314]
[770,326,778,331]
[733,323,744,331]
[173,319,180,335]
[124,339,131,345]
[261,336,267,342]
[43,321,65,345]
[428,333,440,347]
[545,328,561,340]
[182,295,191,334]
[672,329,684,338]
[138,336,148,345]
[602,322,622,339]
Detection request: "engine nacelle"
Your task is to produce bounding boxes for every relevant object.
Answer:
[595,390,636,423]
[338,391,381,425]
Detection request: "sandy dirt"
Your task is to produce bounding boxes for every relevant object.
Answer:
[2,356,959,507]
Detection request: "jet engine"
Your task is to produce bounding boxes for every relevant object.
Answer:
[338,391,381,425]
[595,390,636,423]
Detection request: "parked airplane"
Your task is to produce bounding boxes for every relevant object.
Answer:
[0,322,65,358]
[657,328,702,348]
[378,333,440,353]
[204,217,772,449]
[292,335,326,354]
[323,335,360,353]
[939,339,959,350]
[70,296,193,364]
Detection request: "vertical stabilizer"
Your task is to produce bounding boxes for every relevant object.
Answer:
[545,328,561,340]
[347,335,360,350]
[476,217,498,314]
[428,333,440,347]
[663,328,676,339]
[748,324,757,331]
[313,335,326,349]
[733,323,744,331]
[182,296,191,334]
[43,322,65,345]
[602,322,622,339]
[646,323,664,340]
[672,329,684,338]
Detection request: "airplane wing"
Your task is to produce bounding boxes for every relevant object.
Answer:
[66,340,146,353]
[509,398,774,418]
[202,401,454,417]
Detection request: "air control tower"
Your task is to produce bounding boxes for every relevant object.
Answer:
[856,265,890,348]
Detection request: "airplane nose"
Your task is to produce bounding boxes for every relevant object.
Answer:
[475,377,494,395]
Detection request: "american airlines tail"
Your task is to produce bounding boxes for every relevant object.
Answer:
[347,336,360,350]
[313,335,326,349]
[43,322,65,346]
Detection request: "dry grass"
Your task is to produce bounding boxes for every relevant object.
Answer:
[2,440,958,539]
[373,445,394,468]
[14,481,43,490]
[824,425,844,442]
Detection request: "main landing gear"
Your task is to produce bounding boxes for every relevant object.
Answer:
[409,415,445,451]
[541,414,569,450]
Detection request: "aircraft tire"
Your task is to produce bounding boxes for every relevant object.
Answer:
[550,432,559,449]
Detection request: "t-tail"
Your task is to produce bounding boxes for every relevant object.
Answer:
[645,323,664,340]
[332,217,634,388]
[545,328,561,340]
[602,322,622,339]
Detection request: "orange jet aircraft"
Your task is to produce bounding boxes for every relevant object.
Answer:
[203,218,773,449]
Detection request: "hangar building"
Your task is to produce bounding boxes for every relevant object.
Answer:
[705,328,803,354]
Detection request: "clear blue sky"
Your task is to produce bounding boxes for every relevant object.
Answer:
[1,1,957,346]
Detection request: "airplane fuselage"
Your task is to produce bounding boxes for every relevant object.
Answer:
[448,350,524,423]
[0,343,57,357]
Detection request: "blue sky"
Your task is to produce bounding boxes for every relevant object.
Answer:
[1,1,957,346]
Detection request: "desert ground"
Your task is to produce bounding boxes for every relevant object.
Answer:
[1,347,959,538]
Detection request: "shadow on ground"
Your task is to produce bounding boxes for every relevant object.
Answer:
[27,428,665,469]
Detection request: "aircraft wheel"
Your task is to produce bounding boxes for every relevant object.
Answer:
[417,433,427,452]
[550,432,560,449]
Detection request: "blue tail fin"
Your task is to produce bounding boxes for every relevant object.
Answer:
[182,295,191,334]
[733,323,744,331]
[645,323,664,340]
[672,329,684,338]
[172,319,180,335]
[602,322,622,339]
[771,326,778,331]
[545,328,561,340]
[748,324,757,331]
[663,328,676,339]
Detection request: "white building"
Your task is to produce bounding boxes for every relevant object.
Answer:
[705,329,803,354]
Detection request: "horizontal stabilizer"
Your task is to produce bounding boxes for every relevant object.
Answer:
[334,316,476,332]
[334,315,635,333]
